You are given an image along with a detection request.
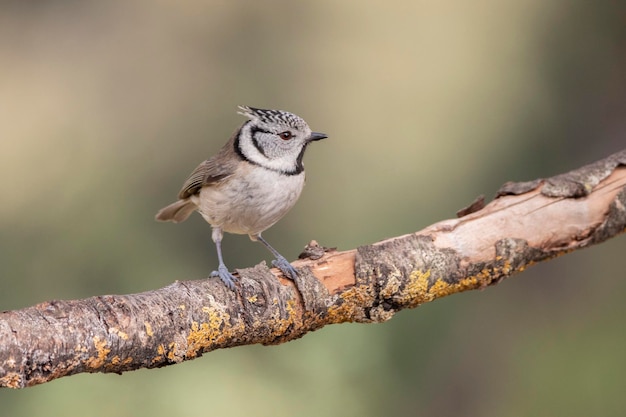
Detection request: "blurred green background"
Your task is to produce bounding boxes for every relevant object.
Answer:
[1,0,625,416]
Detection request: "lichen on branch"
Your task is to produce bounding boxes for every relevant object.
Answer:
[1,150,625,389]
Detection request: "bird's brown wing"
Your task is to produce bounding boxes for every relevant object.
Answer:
[177,153,238,199]
[177,126,244,199]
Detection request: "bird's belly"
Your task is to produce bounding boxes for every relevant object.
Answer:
[193,170,305,235]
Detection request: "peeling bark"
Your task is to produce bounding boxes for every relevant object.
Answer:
[1,150,625,389]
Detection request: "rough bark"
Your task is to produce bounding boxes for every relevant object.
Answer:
[1,150,625,389]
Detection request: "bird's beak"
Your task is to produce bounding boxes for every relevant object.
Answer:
[307,132,328,142]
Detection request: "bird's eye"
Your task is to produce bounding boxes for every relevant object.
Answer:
[279,131,293,140]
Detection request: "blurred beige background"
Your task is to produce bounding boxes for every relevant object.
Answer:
[1,1,625,416]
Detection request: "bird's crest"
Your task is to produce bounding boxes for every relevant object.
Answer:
[238,106,308,131]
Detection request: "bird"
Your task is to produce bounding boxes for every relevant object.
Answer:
[155,106,327,290]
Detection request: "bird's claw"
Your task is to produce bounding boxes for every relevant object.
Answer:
[210,264,237,290]
[271,256,298,280]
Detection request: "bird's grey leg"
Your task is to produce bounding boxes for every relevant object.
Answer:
[210,227,237,290]
[254,234,298,280]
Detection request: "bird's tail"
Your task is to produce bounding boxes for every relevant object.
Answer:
[155,199,196,223]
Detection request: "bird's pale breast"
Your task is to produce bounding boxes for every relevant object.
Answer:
[191,163,305,235]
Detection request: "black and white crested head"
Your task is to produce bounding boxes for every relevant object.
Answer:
[238,106,309,132]
[235,106,327,175]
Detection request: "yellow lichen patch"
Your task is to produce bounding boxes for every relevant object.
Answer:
[341,284,374,307]
[144,322,154,337]
[247,294,258,303]
[473,259,518,285]
[167,343,179,361]
[178,304,186,310]
[428,279,452,297]
[186,308,245,358]
[327,285,374,323]
[1,372,22,389]
[458,259,529,292]
[428,276,480,299]
[379,275,402,300]
[396,269,481,307]
[326,300,353,323]
[501,260,512,275]
[84,336,111,369]
[109,355,132,368]
[152,344,166,363]
[474,268,493,282]
[268,299,299,340]
[401,269,433,307]
[109,327,128,340]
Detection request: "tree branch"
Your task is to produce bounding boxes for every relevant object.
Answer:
[2,150,625,389]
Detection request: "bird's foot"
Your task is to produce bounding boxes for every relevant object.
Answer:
[210,264,237,290]
[271,256,298,280]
